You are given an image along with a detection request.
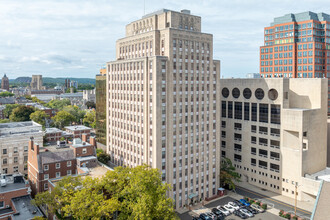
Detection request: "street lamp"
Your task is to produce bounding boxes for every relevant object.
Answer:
[294,183,302,217]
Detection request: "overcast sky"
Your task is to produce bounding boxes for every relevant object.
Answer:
[0,0,329,79]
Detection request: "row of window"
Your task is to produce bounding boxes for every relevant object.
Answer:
[2,156,27,165]
[44,170,72,180]
[221,102,281,124]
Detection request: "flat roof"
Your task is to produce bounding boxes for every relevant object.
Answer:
[76,156,97,161]
[11,195,43,220]
[65,125,91,131]
[44,127,62,134]
[0,121,41,129]
[0,182,27,194]
[306,167,330,182]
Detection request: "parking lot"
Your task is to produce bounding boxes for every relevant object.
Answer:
[178,196,281,220]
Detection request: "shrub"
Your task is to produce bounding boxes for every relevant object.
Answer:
[261,203,267,210]
[285,213,291,219]
[250,199,255,204]
[292,216,298,220]
[244,197,249,201]
[279,210,284,216]
[256,201,261,206]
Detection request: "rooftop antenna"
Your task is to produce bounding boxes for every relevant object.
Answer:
[144,0,146,15]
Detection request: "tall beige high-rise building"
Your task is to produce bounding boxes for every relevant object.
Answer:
[31,75,43,90]
[106,9,221,208]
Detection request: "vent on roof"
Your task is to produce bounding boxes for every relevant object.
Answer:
[181,9,191,15]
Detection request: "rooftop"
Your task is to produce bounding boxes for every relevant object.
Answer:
[305,167,330,182]
[44,127,62,134]
[65,125,92,131]
[0,121,42,138]
[39,146,75,166]
[271,11,330,26]
[0,175,28,194]
[0,121,40,129]
[11,195,43,220]
[142,8,192,19]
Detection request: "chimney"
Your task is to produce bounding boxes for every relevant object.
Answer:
[82,133,88,142]
[29,137,34,152]
[90,136,96,147]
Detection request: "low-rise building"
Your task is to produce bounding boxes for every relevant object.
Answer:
[25,103,57,117]
[0,174,43,220]
[0,121,43,175]
[83,89,96,104]
[28,134,98,195]
[64,125,92,139]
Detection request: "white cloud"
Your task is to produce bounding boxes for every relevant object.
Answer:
[0,0,329,78]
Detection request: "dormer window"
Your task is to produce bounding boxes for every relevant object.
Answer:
[44,165,49,171]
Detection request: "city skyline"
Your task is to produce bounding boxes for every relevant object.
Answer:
[0,0,329,78]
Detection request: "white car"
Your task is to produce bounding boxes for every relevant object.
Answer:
[217,206,230,216]
[240,208,254,217]
[228,202,240,210]
[223,204,235,213]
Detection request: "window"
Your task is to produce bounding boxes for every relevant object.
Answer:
[221,101,226,118]
[24,146,28,152]
[44,183,48,190]
[44,165,49,171]
[56,163,60,169]
[14,147,18,153]
[251,125,257,133]
[82,148,87,154]
[44,174,49,180]
[14,157,18,163]
[56,172,61,178]
[0,201,4,208]
[271,104,281,124]
[2,158,7,165]
[67,170,72,175]
[244,103,250,121]
[2,149,7,154]
[234,102,242,120]
[221,121,226,128]
[228,101,233,118]
[252,103,258,121]
[259,104,269,123]
[67,161,72,167]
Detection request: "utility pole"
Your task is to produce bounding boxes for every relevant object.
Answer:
[294,184,297,216]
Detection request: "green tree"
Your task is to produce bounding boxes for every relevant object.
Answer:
[31,96,46,104]
[65,87,77,93]
[3,104,20,118]
[45,99,71,110]
[9,106,35,122]
[32,165,177,220]
[83,110,96,128]
[0,91,14,97]
[52,110,75,128]
[220,157,241,190]
[96,149,110,164]
[30,110,49,127]
[86,101,96,109]
[62,105,85,123]
[0,119,10,123]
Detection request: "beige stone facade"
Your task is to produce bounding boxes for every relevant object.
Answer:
[220,78,327,202]
[106,9,220,208]
[0,121,43,175]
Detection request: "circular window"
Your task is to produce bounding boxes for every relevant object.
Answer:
[222,88,229,98]
[268,89,278,100]
[243,88,252,99]
[232,88,240,99]
[255,88,264,100]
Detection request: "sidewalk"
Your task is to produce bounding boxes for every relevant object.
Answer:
[237,182,315,212]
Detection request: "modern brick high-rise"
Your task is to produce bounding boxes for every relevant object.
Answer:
[259,12,330,113]
[106,9,220,208]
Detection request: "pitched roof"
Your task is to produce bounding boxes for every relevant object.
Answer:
[40,149,75,165]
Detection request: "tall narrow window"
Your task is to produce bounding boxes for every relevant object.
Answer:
[228,101,233,118]
[244,102,250,120]
[252,103,257,121]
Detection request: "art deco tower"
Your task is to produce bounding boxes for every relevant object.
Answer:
[106,9,221,208]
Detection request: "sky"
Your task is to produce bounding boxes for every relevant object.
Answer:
[0,0,329,79]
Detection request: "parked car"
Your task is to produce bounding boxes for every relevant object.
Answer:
[211,208,225,218]
[216,206,231,216]
[228,201,240,210]
[223,204,235,213]
[199,213,212,220]
[233,210,248,219]
[245,205,258,214]
[206,212,217,220]
[239,199,251,206]
[251,203,265,213]
[240,208,254,217]
[233,200,245,208]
